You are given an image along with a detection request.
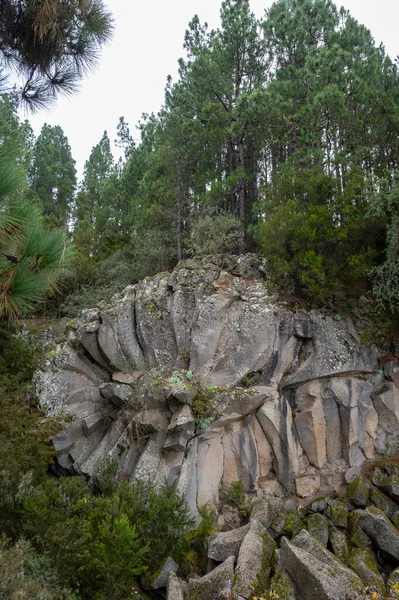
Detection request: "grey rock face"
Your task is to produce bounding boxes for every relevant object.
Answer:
[34,255,395,509]
[151,556,179,590]
[166,573,187,600]
[356,506,399,563]
[207,524,250,562]
[280,530,363,600]
[233,519,276,599]
[186,555,235,600]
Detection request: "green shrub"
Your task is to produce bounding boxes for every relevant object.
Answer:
[0,536,76,600]
[189,211,240,256]
[0,332,60,536]
[21,475,194,599]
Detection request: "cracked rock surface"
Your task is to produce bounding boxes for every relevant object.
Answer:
[35,255,398,513]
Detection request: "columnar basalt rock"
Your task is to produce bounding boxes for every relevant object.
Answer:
[35,255,398,511]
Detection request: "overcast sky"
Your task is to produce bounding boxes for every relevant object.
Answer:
[26,0,399,179]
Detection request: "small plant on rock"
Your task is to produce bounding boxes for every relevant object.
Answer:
[220,480,252,520]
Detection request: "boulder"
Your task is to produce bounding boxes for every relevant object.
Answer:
[166,573,187,600]
[280,530,363,600]
[325,498,348,528]
[186,555,235,600]
[99,382,133,407]
[207,524,250,562]
[250,496,273,528]
[348,548,386,595]
[306,513,329,547]
[296,474,321,498]
[329,524,350,564]
[233,519,276,599]
[347,476,371,507]
[356,506,399,563]
[151,556,179,590]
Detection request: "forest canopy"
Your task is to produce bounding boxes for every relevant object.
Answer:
[1,0,399,316]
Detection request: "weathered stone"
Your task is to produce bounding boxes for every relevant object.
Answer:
[347,476,370,507]
[345,465,361,484]
[151,557,178,590]
[167,381,196,404]
[325,498,348,528]
[186,555,235,600]
[34,256,399,509]
[306,513,329,547]
[168,403,195,432]
[294,381,326,468]
[348,548,386,595]
[369,485,398,518]
[112,371,142,385]
[382,477,399,503]
[98,311,132,372]
[99,382,133,407]
[329,524,350,564]
[270,505,304,538]
[233,520,276,599]
[356,506,399,563]
[82,411,111,436]
[116,292,146,370]
[250,496,273,528]
[177,438,200,525]
[329,378,377,467]
[257,396,300,490]
[253,417,273,480]
[221,418,259,492]
[166,572,187,600]
[296,474,321,498]
[348,510,373,548]
[131,432,167,483]
[372,383,399,432]
[132,409,169,433]
[216,386,278,421]
[196,430,224,510]
[308,497,328,513]
[207,524,250,562]
[281,530,363,600]
[152,449,184,489]
[164,430,191,452]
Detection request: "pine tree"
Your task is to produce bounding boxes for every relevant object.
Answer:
[0,0,113,108]
[30,124,77,228]
[0,145,73,321]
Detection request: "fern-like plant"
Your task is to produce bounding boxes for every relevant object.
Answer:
[0,144,73,321]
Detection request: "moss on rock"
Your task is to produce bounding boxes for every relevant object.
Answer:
[348,547,386,595]
[306,513,329,547]
[347,476,370,507]
[325,498,348,528]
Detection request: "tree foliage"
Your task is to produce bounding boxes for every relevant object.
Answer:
[30,124,77,228]
[0,0,113,108]
[0,146,73,321]
[74,0,396,308]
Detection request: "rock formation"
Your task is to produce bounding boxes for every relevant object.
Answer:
[33,254,399,599]
[35,255,399,519]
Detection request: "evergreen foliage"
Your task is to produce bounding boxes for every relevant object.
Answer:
[29,124,77,228]
[64,0,397,311]
[0,0,113,108]
[0,146,74,321]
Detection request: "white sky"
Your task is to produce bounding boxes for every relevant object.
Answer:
[26,0,399,180]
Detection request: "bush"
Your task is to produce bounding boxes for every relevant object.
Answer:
[0,536,76,600]
[255,165,380,306]
[21,475,194,599]
[189,211,240,256]
[59,245,140,316]
[0,332,60,536]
